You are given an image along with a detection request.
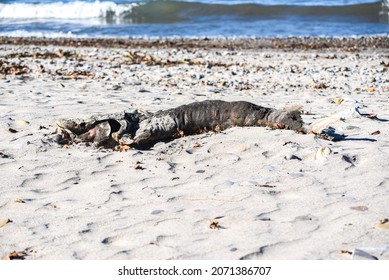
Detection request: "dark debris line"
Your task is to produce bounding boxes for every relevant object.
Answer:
[0,36,388,50]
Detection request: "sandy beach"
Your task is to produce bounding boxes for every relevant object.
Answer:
[1,37,389,260]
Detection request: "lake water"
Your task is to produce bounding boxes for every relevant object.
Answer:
[0,0,388,38]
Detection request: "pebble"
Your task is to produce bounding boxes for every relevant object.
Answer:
[150,210,164,215]
[235,146,247,153]
[16,119,30,126]
[288,172,304,178]
[284,153,302,161]
[222,180,235,186]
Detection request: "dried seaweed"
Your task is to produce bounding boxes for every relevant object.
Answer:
[55,69,95,79]
[124,51,231,67]
[5,49,80,60]
[0,59,29,75]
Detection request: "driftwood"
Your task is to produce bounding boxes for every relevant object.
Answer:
[55,100,305,148]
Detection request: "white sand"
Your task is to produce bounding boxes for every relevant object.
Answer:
[1,43,389,260]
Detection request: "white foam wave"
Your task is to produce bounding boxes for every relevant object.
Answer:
[0,1,138,19]
[0,30,89,38]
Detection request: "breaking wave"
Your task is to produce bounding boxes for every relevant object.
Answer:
[0,1,139,20]
[0,0,387,23]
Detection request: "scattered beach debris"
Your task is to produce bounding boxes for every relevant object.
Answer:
[318,127,346,141]
[17,120,30,126]
[55,69,94,79]
[313,82,328,89]
[352,249,379,260]
[4,49,79,60]
[370,130,380,135]
[284,153,302,161]
[134,161,144,170]
[0,219,12,228]
[331,97,344,105]
[2,251,28,260]
[360,112,379,120]
[0,152,13,159]
[380,60,389,67]
[376,218,389,230]
[1,36,388,51]
[124,51,160,66]
[123,50,231,68]
[38,125,49,130]
[209,217,226,230]
[209,219,220,230]
[315,147,332,160]
[283,141,299,146]
[0,59,29,75]
[338,250,353,255]
[258,184,276,188]
[119,142,131,152]
[294,215,315,221]
[350,206,368,211]
[306,102,386,136]
[239,247,266,260]
[256,216,271,221]
[342,154,357,165]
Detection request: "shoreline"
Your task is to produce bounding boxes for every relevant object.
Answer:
[1,36,389,50]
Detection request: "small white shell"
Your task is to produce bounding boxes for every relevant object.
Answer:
[376,219,389,230]
[332,97,344,105]
[315,146,332,160]
[0,219,11,228]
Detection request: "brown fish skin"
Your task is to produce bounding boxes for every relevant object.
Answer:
[134,100,304,145]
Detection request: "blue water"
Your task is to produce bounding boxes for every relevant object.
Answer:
[0,0,388,38]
